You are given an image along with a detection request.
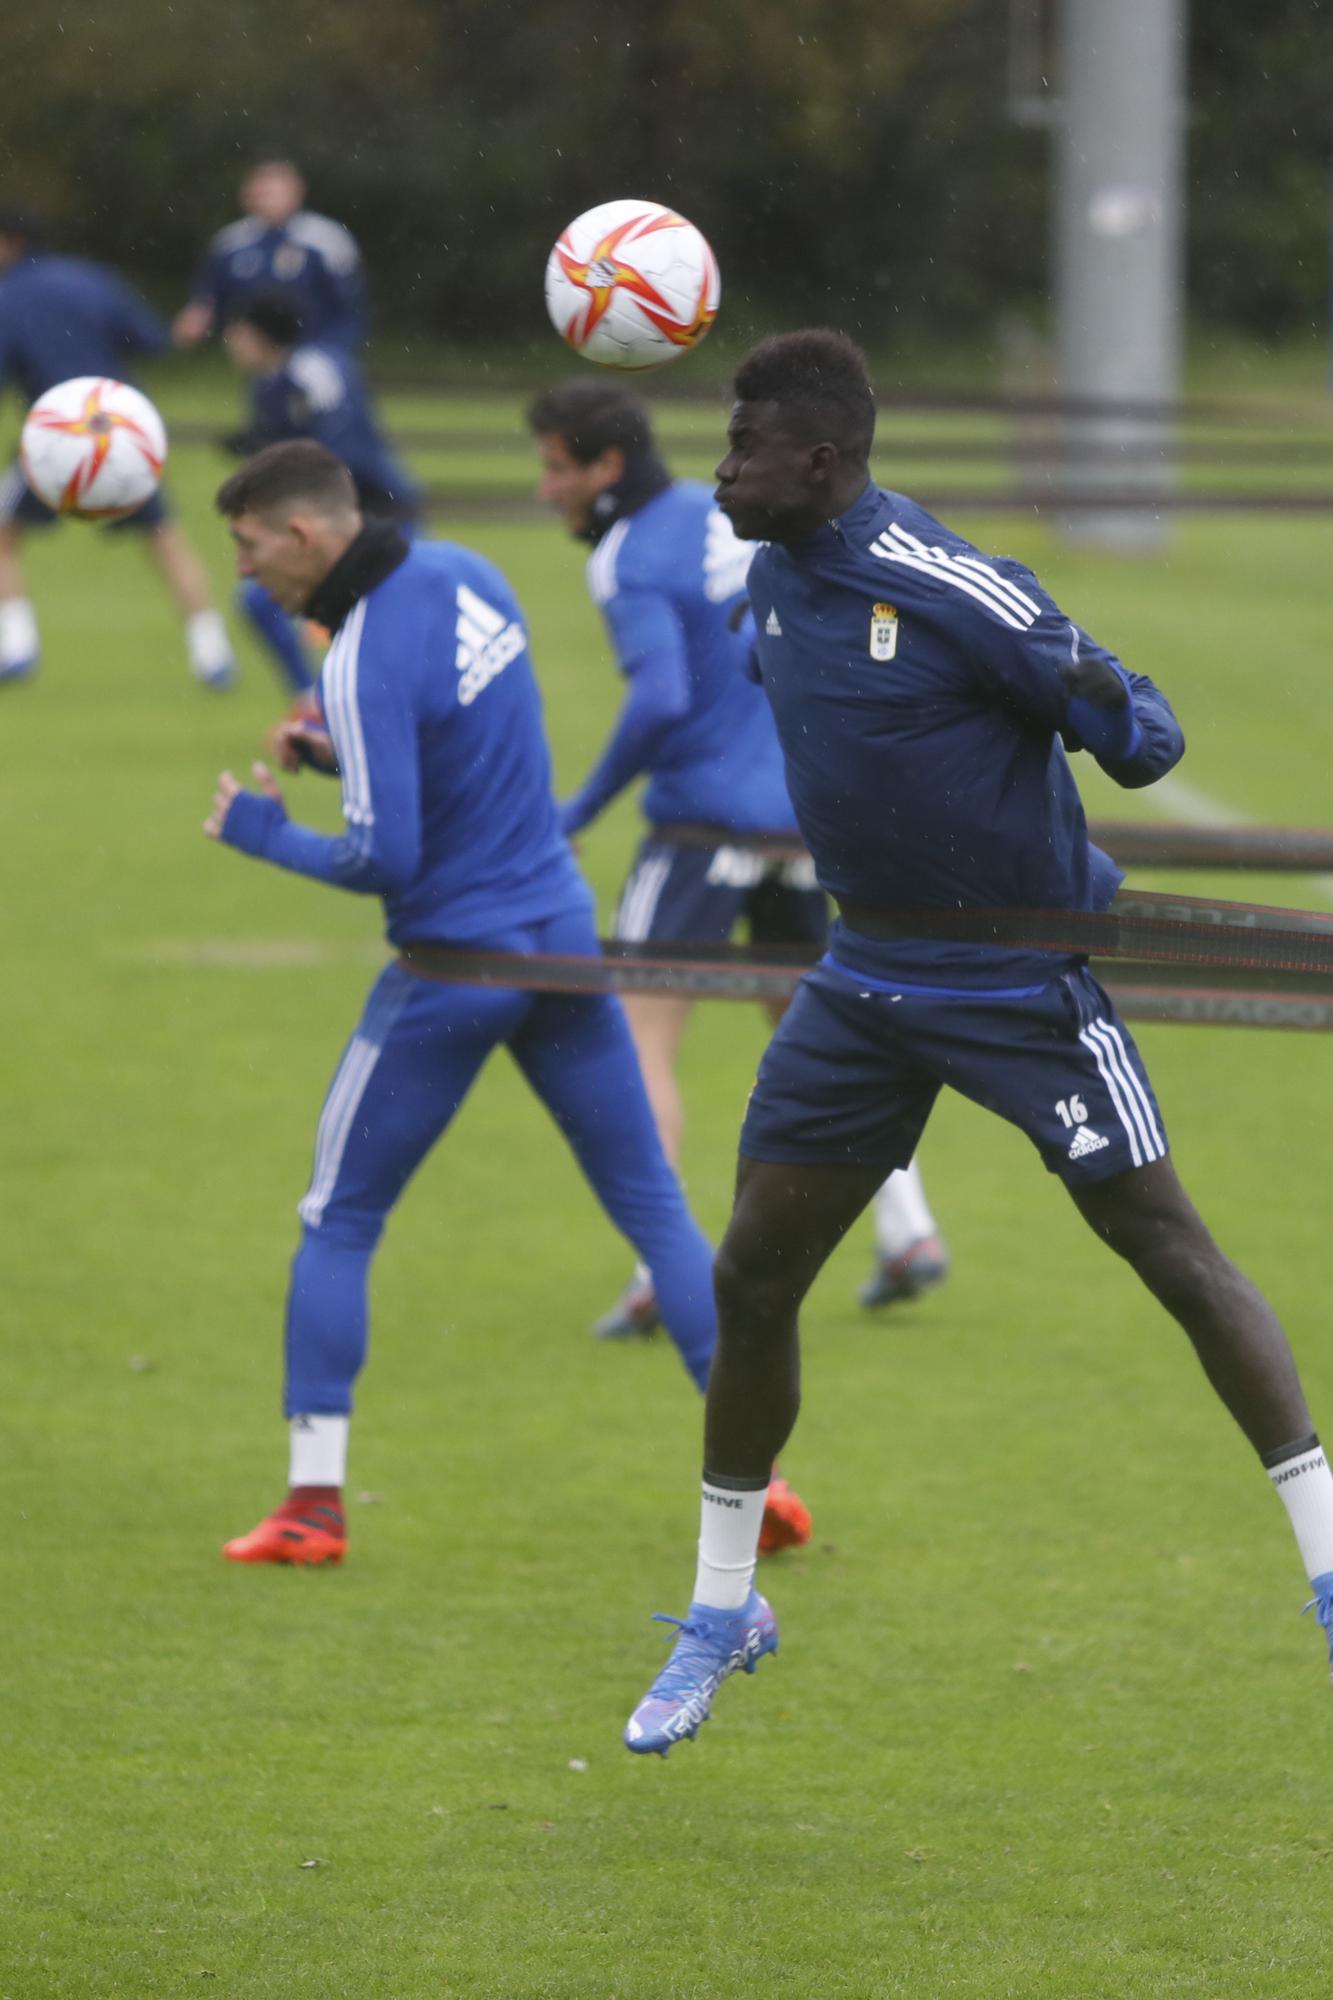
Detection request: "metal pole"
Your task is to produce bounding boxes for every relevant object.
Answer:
[1055,0,1186,550]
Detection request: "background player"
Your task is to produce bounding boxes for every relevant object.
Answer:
[203,440,808,1565]
[528,377,948,1329]
[625,330,1333,1754]
[222,289,420,693]
[0,208,235,688]
[172,158,366,353]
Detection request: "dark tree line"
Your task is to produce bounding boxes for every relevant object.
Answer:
[0,0,1327,352]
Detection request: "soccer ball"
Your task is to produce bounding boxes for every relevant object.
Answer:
[544,200,720,370]
[20,377,167,519]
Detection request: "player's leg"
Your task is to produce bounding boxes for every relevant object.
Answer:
[0,472,47,681]
[138,508,236,689]
[593,836,746,1341]
[748,860,951,1312]
[1068,1154,1333,1666]
[916,963,1333,1679]
[860,1160,950,1309]
[224,964,528,1564]
[509,978,717,1393]
[625,970,935,1752]
[235,577,315,694]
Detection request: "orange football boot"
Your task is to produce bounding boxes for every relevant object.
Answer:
[759,1475,812,1555]
[223,1491,346,1566]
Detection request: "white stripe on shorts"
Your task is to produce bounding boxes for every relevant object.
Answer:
[615,852,673,943]
[1078,1018,1163,1168]
[1090,1015,1165,1159]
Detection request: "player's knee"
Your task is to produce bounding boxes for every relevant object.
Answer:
[714,1232,800,1330]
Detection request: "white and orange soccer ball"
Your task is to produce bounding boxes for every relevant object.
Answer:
[544,200,720,370]
[20,376,166,519]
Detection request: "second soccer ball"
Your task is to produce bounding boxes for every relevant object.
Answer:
[544,200,720,371]
[20,376,167,519]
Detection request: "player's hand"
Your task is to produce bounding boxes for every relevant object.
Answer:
[267,718,338,776]
[1058,653,1129,711]
[172,302,213,349]
[203,762,286,838]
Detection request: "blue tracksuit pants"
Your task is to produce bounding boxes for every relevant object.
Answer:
[284,910,716,1413]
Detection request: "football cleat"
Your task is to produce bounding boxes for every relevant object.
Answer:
[624,1587,778,1756]
[222,1496,346,1566]
[592,1273,661,1341]
[1303,1569,1333,1684]
[191,656,239,693]
[759,1475,812,1555]
[0,654,38,686]
[858,1232,950,1311]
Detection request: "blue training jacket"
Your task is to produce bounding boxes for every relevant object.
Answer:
[249,343,419,511]
[189,212,367,350]
[222,540,592,945]
[564,481,798,836]
[0,253,166,404]
[745,482,1185,988]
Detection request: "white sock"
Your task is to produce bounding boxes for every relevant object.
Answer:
[0,596,38,668]
[185,609,234,679]
[1266,1434,1333,1583]
[692,1478,767,1609]
[872,1157,937,1260]
[289,1413,349,1489]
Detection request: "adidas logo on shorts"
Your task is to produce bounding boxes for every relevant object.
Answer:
[1067,1124,1111,1161]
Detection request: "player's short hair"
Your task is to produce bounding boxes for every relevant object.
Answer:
[525,379,656,465]
[227,289,304,348]
[733,330,876,461]
[216,441,357,520]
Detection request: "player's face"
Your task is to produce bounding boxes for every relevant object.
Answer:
[243,165,304,225]
[715,400,829,542]
[534,432,623,535]
[228,509,328,613]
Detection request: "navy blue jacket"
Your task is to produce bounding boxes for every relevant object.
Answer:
[0,254,166,404]
[190,213,366,349]
[746,483,1185,986]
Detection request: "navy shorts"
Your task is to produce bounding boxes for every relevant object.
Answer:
[614,834,829,948]
[740,959,1168,1186]
[0,459,169,530]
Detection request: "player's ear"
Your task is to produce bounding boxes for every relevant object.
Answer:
[597,445,626,488]
[807,441,839,483]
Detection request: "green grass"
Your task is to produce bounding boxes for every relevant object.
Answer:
[2,377,1333,1999]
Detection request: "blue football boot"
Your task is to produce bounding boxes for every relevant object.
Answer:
[1304,1570,1333,1684]
[624,1588,778,1755]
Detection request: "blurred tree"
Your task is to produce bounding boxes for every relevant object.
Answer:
[0,0,1324,355]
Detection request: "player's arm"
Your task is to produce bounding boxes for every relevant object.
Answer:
[204,626,422,892]
[107,274,169,360]
[559,587,691,836]
[972,582,1184,788]
[1055,627,1184,788]
[314,229,369,348]
[173,245,224,347]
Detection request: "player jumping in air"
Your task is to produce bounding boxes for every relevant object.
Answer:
[624,330,1333,1754]
[203,440,806,1565]
[528,378,948,1330]
[0,208,236,689]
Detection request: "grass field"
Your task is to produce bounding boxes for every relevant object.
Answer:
[2,372,1332,1999]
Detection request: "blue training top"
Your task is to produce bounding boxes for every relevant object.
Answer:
[249,343,419,512]
[564,480,798,836]
[220,539,592,945]
[190,211,367,350]
[0,253,167,404]
[745,482,1185,988]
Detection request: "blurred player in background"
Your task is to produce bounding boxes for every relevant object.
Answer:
[222,290,420,693]
[204,440,810,1566]
[173,158,366,354]
[0,208,235,689]
[528,377,948,1328]
[625,331,1333,1755]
